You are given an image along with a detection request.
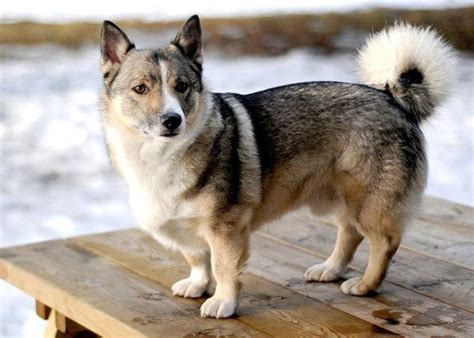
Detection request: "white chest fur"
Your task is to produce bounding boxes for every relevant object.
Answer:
[105,125,208,253]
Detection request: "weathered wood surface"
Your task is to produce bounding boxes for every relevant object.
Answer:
[43,310,97,338]
[410,196,473,268]
[36,300,52,320]
[260,211,474,312]
[76,229,474,336]
[250,233,474,335]
[420,196,474,229]
[72,231,396,336]
[0,195,472,336]
[0,240,266,337]
[0,234,391,336]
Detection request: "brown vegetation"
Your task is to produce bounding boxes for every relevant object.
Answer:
[1,7,472,55]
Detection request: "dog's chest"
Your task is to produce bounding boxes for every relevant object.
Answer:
[107,129,200,231]
[127,166,196,231]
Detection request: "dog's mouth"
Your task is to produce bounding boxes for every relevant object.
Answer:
[160,131,179,138]
[138,124,182,139]
[139,128,179,138]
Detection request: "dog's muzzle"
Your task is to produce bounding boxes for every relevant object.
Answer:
[160,112,182,137]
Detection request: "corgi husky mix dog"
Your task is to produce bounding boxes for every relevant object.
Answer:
[99,16,456,318]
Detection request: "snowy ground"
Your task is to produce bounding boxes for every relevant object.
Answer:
[0,37,473,335]
[2,0,470,22]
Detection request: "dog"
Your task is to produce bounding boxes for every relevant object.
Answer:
[99,15,456,318]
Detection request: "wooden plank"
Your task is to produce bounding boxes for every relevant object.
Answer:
[72,229,474,336]
[72,230,393,337]
[0,240,267,337]
[44,310,65,338]
[284,196,474,268]
[249,233,474,336]
[44,310,97,338]
[265,202,474,269]
[36,300,51,320]
[410,196,473,268]
[259,210,474,312]
[402,217,473,269]
[410,196,474,268]
[55,311,90,334]
[420,196,474,229]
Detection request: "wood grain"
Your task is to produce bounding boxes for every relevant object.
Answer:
[420,196,474,229]
[72,229,474,336]
[259,210,474,312]
[44,310,65,338]
[72,230,392,336]
[250,232,474,336]
[36,300,51,320]
[0,240,267,337]
[279,195,474,268]
[55,311,90,334]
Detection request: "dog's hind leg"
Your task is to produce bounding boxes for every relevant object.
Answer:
[305,214,363,282]
[172,251,211,298]
[341,209,402,296]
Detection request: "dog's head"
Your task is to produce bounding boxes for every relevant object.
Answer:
[100,15,206,139]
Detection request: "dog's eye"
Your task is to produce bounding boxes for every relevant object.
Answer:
[175,80,189,94]
[132,84,148,94]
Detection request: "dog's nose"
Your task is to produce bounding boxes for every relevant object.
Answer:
[160,112,182,131]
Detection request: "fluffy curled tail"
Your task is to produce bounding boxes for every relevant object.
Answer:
[358,23,457,123]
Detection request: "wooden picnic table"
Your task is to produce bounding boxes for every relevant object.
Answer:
[1,195,473,337]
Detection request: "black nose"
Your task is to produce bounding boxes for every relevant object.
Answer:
[160,112,182,131]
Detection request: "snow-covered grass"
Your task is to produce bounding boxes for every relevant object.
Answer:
[2,0,468,22]
[0,41,472,335]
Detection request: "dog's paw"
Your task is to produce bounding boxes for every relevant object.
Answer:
[305,262,343,282]
[172,277,209,298]
[200,296,237,318]
[340,276,372,295]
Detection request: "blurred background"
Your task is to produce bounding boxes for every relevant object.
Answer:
[1,0,473,335]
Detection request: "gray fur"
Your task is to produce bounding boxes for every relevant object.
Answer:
[210,82,427,224]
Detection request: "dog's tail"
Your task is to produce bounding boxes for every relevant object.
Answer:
[358,23,457,123]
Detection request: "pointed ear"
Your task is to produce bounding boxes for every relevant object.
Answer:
[100,21,135,77]
[172,15,203,65]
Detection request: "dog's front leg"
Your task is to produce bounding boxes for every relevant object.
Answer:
[172,251,211,298]
[200,224,249,318]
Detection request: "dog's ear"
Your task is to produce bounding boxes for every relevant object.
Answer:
[172,15,202,65]
[100,21,135,78]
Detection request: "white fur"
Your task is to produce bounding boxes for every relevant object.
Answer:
[358,23,457,105]
[200,296,237,318]
[171,266,210,298]
[159,62,187,132]
[223,96,262,205]
[104,94,211,254]
[305,262,344,282]
[340,276,365,295]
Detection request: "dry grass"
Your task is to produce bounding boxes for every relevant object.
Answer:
[1,7,472,55]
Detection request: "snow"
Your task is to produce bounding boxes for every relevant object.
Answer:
[1,0,471,22]
[0,38,472,335]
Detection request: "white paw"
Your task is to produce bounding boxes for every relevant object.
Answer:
[172,277,209,298]
[340,276,372,295]
[200,296,237,318]
[305,262,344,282]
